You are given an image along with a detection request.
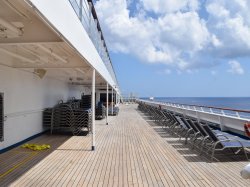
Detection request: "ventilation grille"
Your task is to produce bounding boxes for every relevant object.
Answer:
[0,93,3,141]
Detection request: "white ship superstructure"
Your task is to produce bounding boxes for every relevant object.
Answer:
[0,0,120,151]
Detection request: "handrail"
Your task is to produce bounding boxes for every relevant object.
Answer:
[139,99,250,136]
[163,102,250,114]
[139,99,250,119]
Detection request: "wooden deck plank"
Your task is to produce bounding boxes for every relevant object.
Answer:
[1,104,250,187]
[74,126,110,186]
[127,123,143,187]
[1,135,69,187]
[88,125,114,186]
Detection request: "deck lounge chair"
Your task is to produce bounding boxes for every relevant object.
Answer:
[185,119,201,144]
[179,117,193,140]
[189,121,210,149]
[202,124,250,160]
[162,112,180,133]
[179,117,201,144]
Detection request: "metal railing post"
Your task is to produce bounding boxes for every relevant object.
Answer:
[79,0,83,21]
[94,19,98,48]
[88,2,92,39]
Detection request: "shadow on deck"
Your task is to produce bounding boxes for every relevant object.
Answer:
[0,131,90,186]
[137,109,249,163]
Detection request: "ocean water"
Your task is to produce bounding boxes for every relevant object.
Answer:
[151,97,250,110]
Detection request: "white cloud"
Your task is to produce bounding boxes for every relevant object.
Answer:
[141,0,200,14]
[95,0,250,71]
[158,12,209,52]
[95,0,172,64]
[206,0,250,58]
[227,60,244,75]
[95,0,209,67]
[211,34,222,47]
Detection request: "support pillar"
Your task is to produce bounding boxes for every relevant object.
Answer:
[106,83,109,125]
[111,88,114,115]
[116,92,117,105]
[91,68,96,151]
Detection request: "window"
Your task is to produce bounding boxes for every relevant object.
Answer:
[0,93,3,141]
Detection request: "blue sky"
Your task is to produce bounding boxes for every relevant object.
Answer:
[95,0,250,97]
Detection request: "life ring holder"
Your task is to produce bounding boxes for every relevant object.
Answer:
[244,122,250,137]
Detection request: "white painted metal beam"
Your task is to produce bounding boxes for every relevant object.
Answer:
[111,88,113,115]
[106,83,109,125]
[91,68,96,151]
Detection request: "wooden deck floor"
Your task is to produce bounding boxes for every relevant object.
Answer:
[1,104,250,186]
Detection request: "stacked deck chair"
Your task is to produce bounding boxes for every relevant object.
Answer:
[108,106,119,116]
[96,102,106,119]
[69,97,81,109]
[43,99,92,135]
[43,108,53,127]
[80,95,92,109]
[113,106,119,115]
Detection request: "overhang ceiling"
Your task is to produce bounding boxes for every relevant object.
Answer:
[0,0,110,88]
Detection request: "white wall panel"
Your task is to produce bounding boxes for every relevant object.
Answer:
[0,65,89,150]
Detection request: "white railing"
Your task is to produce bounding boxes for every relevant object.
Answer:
[68,0,119,89]
[161,101,250,119]
[138,99,250,135]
